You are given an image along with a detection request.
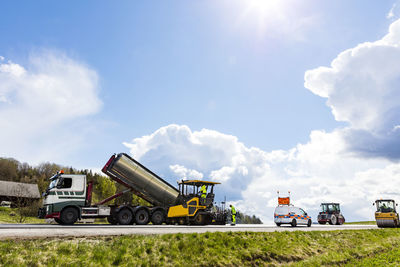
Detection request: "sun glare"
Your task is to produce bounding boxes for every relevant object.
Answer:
[235,0,293,38]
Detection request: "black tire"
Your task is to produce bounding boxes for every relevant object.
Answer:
[117,209,133,225]
[151,210,164,225]
[135,209,150,225]
[307,219,312,227]
[276,223,281,227]
[54,218,63,225]
[291,219,297,227]
[194,213,207,225]
[107,216,118,225]
[60,207,78,225]
[337,216,344,225]
[329,215,337,225]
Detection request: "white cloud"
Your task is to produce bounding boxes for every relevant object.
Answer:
[387,3,398,19]
[169,164,203,181]
[305,18,400,159]
[0,51,102,164]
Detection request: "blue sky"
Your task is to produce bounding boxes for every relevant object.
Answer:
[1,1,400,222]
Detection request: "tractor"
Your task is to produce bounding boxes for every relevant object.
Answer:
[317,203,345,225]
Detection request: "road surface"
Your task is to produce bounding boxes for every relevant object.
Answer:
[0,224,378,239]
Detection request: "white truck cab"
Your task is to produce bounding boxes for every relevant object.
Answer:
[273,195,312,227]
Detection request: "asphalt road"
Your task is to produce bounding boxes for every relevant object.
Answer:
[0,224,378,239]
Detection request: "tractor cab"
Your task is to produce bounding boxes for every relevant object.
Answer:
[320,203,341,213]
[177,180,220,207]
[318,203,345,225]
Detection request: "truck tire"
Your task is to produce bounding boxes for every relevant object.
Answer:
[107,216,118,225]
[117,209,133,225]
[135,209,149,225]
[151,210,164,225]
[291,219,297,227]
[329,215,337,225]
[307,219,312,227]
[60,207,78,225]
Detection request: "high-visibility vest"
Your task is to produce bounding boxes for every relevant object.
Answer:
[200,185,207,198]
[231,206,236,215]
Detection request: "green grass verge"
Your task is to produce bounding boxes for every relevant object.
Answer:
[345,221,376,225]
[1,229,400,266]
[0,207,44,224]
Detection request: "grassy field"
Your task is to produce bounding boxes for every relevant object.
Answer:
[0,207,44,224]
[1,229,400,266]
[345,221,376,225]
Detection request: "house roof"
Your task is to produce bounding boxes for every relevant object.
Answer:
[0,180,40,199]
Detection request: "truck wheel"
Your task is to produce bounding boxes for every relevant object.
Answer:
[151,210,164,225]
[135,209,149,225]
[307,219,312,227]
[117,209,133,225]
[60,207,78,225]
[107,216,118,225]
[291,219,297,227]
[329,215,337,225]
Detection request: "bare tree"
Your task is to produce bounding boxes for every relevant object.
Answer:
[9,184,35,223]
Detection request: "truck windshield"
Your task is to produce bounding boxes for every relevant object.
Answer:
[377,200,395,212]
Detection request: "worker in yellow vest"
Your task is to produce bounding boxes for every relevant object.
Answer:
[230,204,236,226]
[200,185,207,199]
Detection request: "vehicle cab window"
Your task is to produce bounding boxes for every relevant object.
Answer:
[58,178,72,189]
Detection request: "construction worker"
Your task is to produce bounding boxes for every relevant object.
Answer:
[200,184,207,199]
[229,204,236,226]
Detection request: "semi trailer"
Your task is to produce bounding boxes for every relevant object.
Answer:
[38,153,227,225]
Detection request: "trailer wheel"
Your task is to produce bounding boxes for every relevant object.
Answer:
[117,209,133,225]
[329,215,337,225]
[291,219,297,227]
[135,209,149,225]
[60,207,78,225]
[151,210,164,225]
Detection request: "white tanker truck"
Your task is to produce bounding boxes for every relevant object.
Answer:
[38,153,227,225]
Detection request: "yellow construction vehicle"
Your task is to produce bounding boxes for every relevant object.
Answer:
[168,180,224,225]
[374,199,399,228]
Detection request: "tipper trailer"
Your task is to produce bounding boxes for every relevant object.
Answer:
[38,153,227,225]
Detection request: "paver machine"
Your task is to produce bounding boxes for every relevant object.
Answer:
[317,203,345,225]
[374,199,400,228]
